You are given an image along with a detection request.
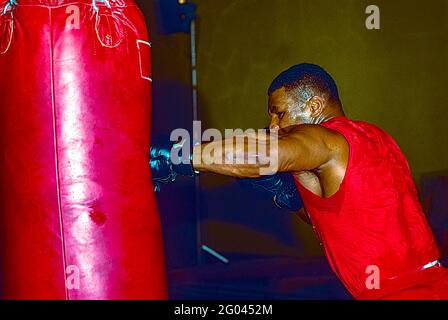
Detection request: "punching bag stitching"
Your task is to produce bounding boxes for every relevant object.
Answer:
[8,3,130,10]
[0,12,13,54]
[2,0,16,15]
[92,0,110,13]
[136,39,151,82]
[0,0,15,54]
[94,6,124,48]
[48,6,69,301]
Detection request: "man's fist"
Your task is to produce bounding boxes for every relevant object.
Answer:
[150,138,197,192]
[239,173,303,212]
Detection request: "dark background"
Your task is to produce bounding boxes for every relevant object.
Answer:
[136,0,448,299]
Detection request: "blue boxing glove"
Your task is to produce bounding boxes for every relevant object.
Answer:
[239,173,303,212]
[150,137,198,192]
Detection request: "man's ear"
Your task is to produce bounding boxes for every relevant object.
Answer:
[308,96,325,117]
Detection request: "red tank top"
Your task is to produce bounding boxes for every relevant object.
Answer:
[294,116,440,298]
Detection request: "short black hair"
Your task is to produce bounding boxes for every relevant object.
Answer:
[268,63,340,105]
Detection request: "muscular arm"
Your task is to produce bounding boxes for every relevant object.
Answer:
[192,124,343,177]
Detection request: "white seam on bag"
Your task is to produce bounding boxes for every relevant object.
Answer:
[136,39,152,82]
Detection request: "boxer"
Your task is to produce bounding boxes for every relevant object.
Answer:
[152,63,448,300]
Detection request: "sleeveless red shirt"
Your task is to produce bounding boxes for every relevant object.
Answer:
[294,117,441,298]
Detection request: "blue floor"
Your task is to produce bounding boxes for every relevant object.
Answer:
[168,256,352,300]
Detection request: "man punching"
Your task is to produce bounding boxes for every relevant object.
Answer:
[150,136,305,216]
[151,63,448,299]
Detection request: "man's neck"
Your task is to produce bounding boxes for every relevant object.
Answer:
[318,106,345,124]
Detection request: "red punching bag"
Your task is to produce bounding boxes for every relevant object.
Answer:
[0,0,167,299]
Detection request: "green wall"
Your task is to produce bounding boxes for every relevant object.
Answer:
[194,0,448,184]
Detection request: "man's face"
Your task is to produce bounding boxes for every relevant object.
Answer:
[268,87,312,130]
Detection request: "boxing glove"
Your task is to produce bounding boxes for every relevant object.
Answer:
[239,173,303,212]
[150,138,198,192]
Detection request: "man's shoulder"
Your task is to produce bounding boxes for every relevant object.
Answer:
[321,117,393,142]
[289,123,350,158]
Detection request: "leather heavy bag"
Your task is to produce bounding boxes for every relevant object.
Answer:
[0,0,167,299]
